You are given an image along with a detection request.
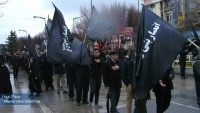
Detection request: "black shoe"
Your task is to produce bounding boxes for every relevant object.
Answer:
[82,101,89,104]
[70,98,74,101]
[76,103,80,106]
[181,77,188,79]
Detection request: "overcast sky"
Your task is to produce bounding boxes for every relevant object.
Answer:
[0,0,140,44]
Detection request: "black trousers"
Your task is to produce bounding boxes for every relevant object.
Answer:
[154,90,171,113]
[134,98,147,113]
[89,78,101,104]
[109,88,121,113]
[76,78,89,103]
[13,68,19,79]
[179,60,186,78]
[67,75,75,98]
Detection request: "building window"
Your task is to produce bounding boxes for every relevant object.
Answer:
[165,0,173,7]
[166,13,173,23]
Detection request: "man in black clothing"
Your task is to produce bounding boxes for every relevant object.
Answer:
[89,48,104,107]
[117,44,126,61]
[153,67,174,113]
[103,50,122,113]
[179,45,188,79]
[12,52,20,79]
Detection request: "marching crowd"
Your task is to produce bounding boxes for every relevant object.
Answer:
[0,44,199,113]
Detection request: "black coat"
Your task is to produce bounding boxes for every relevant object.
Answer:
[153,67,174,93]
[29,58,42,93]
[103,58,122,90]
[12,55,20,69]
[121,57,132,86]
[76,64,90,78]
[89,56,103,79]
[0,64,12,94]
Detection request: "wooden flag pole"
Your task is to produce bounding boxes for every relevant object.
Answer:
[188,39,200,48]
[84,34,87,44]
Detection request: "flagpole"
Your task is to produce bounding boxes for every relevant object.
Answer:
[84,34,87,44]
[188,39,200,48]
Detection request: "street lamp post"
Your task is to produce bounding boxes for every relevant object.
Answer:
[18,29,27,38]
[91,0,92,10]
[33,16,49,36]
[73,16,83,32]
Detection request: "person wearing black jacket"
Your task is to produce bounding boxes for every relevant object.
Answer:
[88,48,104,107]
[179,44,188,79]
[0,61,12,98]
[153,67,174,113]
[28,57,42,97]
[12,52,20,79]
[103,50,122,113]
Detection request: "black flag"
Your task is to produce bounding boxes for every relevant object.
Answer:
[27,34,38,58]
[47,3,91,65]
[134,6,188,99]
[86,6,113,42]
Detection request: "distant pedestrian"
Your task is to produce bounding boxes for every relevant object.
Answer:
[117,44,126,61]
[11,52,20,79]
[153,67,174,113]
[179,44,188,79]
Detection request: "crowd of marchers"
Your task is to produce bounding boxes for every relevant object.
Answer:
[0,44,199,113]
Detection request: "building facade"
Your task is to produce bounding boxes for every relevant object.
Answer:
[142,0,200,35]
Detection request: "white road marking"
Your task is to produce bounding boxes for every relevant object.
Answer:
[38,102,54,113]
[170,101,200,110]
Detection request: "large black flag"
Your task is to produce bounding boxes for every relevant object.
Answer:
[134,6,188,99]
[47,3,91,65]
[86,6,113,42]
[27,34,38,58]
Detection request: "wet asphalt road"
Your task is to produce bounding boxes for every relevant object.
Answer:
[0,65,200,113]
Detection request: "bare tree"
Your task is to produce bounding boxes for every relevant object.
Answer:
[75,2,138,40]
[17,37,28,50]
[0,0,8,17]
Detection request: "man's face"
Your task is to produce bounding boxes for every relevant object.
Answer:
[110,54,118,61]
[93,50,100,57]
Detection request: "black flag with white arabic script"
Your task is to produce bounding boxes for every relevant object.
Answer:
[27,34,39,58]
[134,6,188,99]
[86,6,113,42]
[47,3,91,65]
